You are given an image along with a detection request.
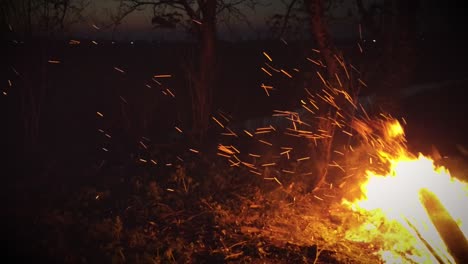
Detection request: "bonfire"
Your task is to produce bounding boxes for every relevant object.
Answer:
[342,119,468,263]
[213,50,468,263]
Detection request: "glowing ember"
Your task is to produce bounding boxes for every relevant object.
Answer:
[343,120,468,263]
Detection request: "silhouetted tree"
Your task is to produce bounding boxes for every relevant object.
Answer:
[1,0,88,38]
[112,0,262,143]
[267,0,358,191]
[267,0,420,192]
[303,0,349,191]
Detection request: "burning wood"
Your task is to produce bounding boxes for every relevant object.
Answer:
[420,188,468,264]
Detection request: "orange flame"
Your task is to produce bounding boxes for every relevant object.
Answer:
[343,119,468,263]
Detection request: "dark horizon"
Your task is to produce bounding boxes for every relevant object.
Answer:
[3,0,466,42]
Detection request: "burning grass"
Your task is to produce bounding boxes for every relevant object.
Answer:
[215,185,384,263]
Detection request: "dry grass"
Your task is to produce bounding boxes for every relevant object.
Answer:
[213,181,383,263]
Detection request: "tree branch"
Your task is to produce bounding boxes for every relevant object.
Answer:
[112,0,184,26]
[177,0,198,20]
[278,0,298,39]
[217,0,246,14]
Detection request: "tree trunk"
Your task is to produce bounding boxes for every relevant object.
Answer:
[305,0,339,79]
[305,0,356,192]
[191,0,217,144]
[304,0,338,192]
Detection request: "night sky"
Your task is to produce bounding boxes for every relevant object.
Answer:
[75,0,284,40]
[73,0,366,40]
[71,0,468,41]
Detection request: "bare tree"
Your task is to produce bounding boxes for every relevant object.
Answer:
[304,0,342,78]
[267,0,346,41]
[1,0,88,38]
[266,0,306,40]
[303,0,347,191]
[266,0,419,192]
[267,0,358,191]
[111,0,261,143]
